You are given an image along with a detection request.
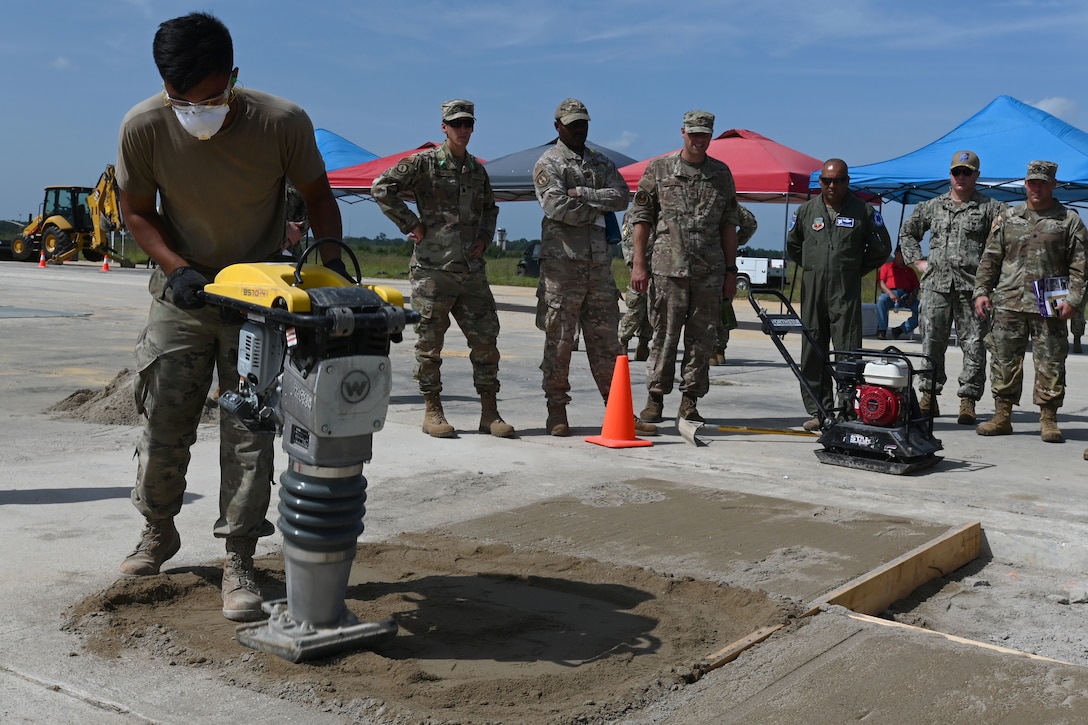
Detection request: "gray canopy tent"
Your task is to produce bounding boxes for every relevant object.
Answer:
[484,141,638,202]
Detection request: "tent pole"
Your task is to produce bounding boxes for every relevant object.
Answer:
[782,196,792,311]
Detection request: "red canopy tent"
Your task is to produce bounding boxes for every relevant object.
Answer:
[327,142,441,201]
[619,129,821,204]
[622,129,827,302]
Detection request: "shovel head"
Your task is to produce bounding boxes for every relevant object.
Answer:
[677,417,705,446]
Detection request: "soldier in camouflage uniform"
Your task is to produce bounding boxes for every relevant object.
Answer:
[629,110,740,424]
[973,160,1087,445]
[712,204,758,365]
[618,212,653,361]
[372,99,513,439]
[533,98,656,437]
[116,12,349,622]
[900,150,1006,425]
[787,159,891,430]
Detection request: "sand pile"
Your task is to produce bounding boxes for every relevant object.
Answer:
[48,368,217,426]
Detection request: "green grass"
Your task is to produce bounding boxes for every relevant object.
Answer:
[338,252,540,287]
[344,254,883,303]
[48,239,883,303]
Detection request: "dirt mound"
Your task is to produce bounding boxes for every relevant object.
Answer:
[48,368,217,426]
[65,534,794,724]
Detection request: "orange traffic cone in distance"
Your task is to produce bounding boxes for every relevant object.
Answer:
[100,254,111,272]
[38,250,47,268]
[585,355,654,449]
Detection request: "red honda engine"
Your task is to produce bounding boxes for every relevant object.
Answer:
[854,384,901,427]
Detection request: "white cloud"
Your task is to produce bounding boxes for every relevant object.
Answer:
[49,57,71,70]
[606,131,638,151]
[1032,97,1079,122]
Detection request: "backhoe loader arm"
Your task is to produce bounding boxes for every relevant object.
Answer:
[89,164,124,249]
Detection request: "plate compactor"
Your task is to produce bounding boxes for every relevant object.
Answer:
[749,289,942,475]
[199,242,418,662]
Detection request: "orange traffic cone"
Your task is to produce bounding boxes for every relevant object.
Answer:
[38,250,47,268]
[100,254,111,272]
[585,355,654,449]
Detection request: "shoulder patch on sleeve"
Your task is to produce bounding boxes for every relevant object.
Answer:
[394,160,411,175]
[872,210,884,228]
[788,212,797,232]
[535,170,550,188]
[634,189,651,207]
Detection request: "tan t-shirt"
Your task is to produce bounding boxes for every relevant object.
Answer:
[116,89,326,273]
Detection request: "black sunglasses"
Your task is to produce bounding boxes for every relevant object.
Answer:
[820,176,848,186]
[951,167,976,177]
[446,118,474,129]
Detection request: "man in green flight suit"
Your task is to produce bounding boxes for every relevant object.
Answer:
[786,159,892,430]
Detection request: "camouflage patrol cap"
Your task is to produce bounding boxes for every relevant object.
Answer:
[441,99,475,122]
[683,110,714,134]
[950,150,979,172]
[1026,160,1058,182]
[555,98,590,125]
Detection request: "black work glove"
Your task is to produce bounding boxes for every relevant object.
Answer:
[165,266,208,309]
[324,257,355,283]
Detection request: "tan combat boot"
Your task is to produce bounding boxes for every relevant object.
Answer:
[919,391,940,417]
[976,398,1013,436]
[422,392,456,438]
[119,518,180,576]
[222,536,263,622]
[1039,405,1064,443]
[957,397,977,425]
[546,402,569,437]
[479,392,515,438]
[634,417,659,436]
[678,394,705,423]
[640,392,664,423]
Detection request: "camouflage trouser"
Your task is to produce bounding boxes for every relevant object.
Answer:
[986,309,1068,406]
[618,284,652,345]
[133,268,275,539]
[410,265,501,396]
[646,272,722,398]
[537,258,622,405]
[918,286,986,400]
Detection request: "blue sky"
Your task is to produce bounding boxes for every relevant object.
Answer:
[3,0,1088,247]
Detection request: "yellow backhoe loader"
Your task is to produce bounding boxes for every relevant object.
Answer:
[9,165,136,267]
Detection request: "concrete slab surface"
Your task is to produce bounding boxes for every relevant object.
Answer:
[3,260,1088,722]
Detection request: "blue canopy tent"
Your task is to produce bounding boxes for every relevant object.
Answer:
[810,96,1088,206]
[315,128,379,172]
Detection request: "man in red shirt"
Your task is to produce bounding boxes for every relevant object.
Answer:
[876,246,920,339]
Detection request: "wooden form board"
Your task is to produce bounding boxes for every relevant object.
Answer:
[702,521,982,672]
[804,521,981,616]
[844,611,1073,665]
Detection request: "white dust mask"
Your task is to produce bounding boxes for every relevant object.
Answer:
[172,103,230,141]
